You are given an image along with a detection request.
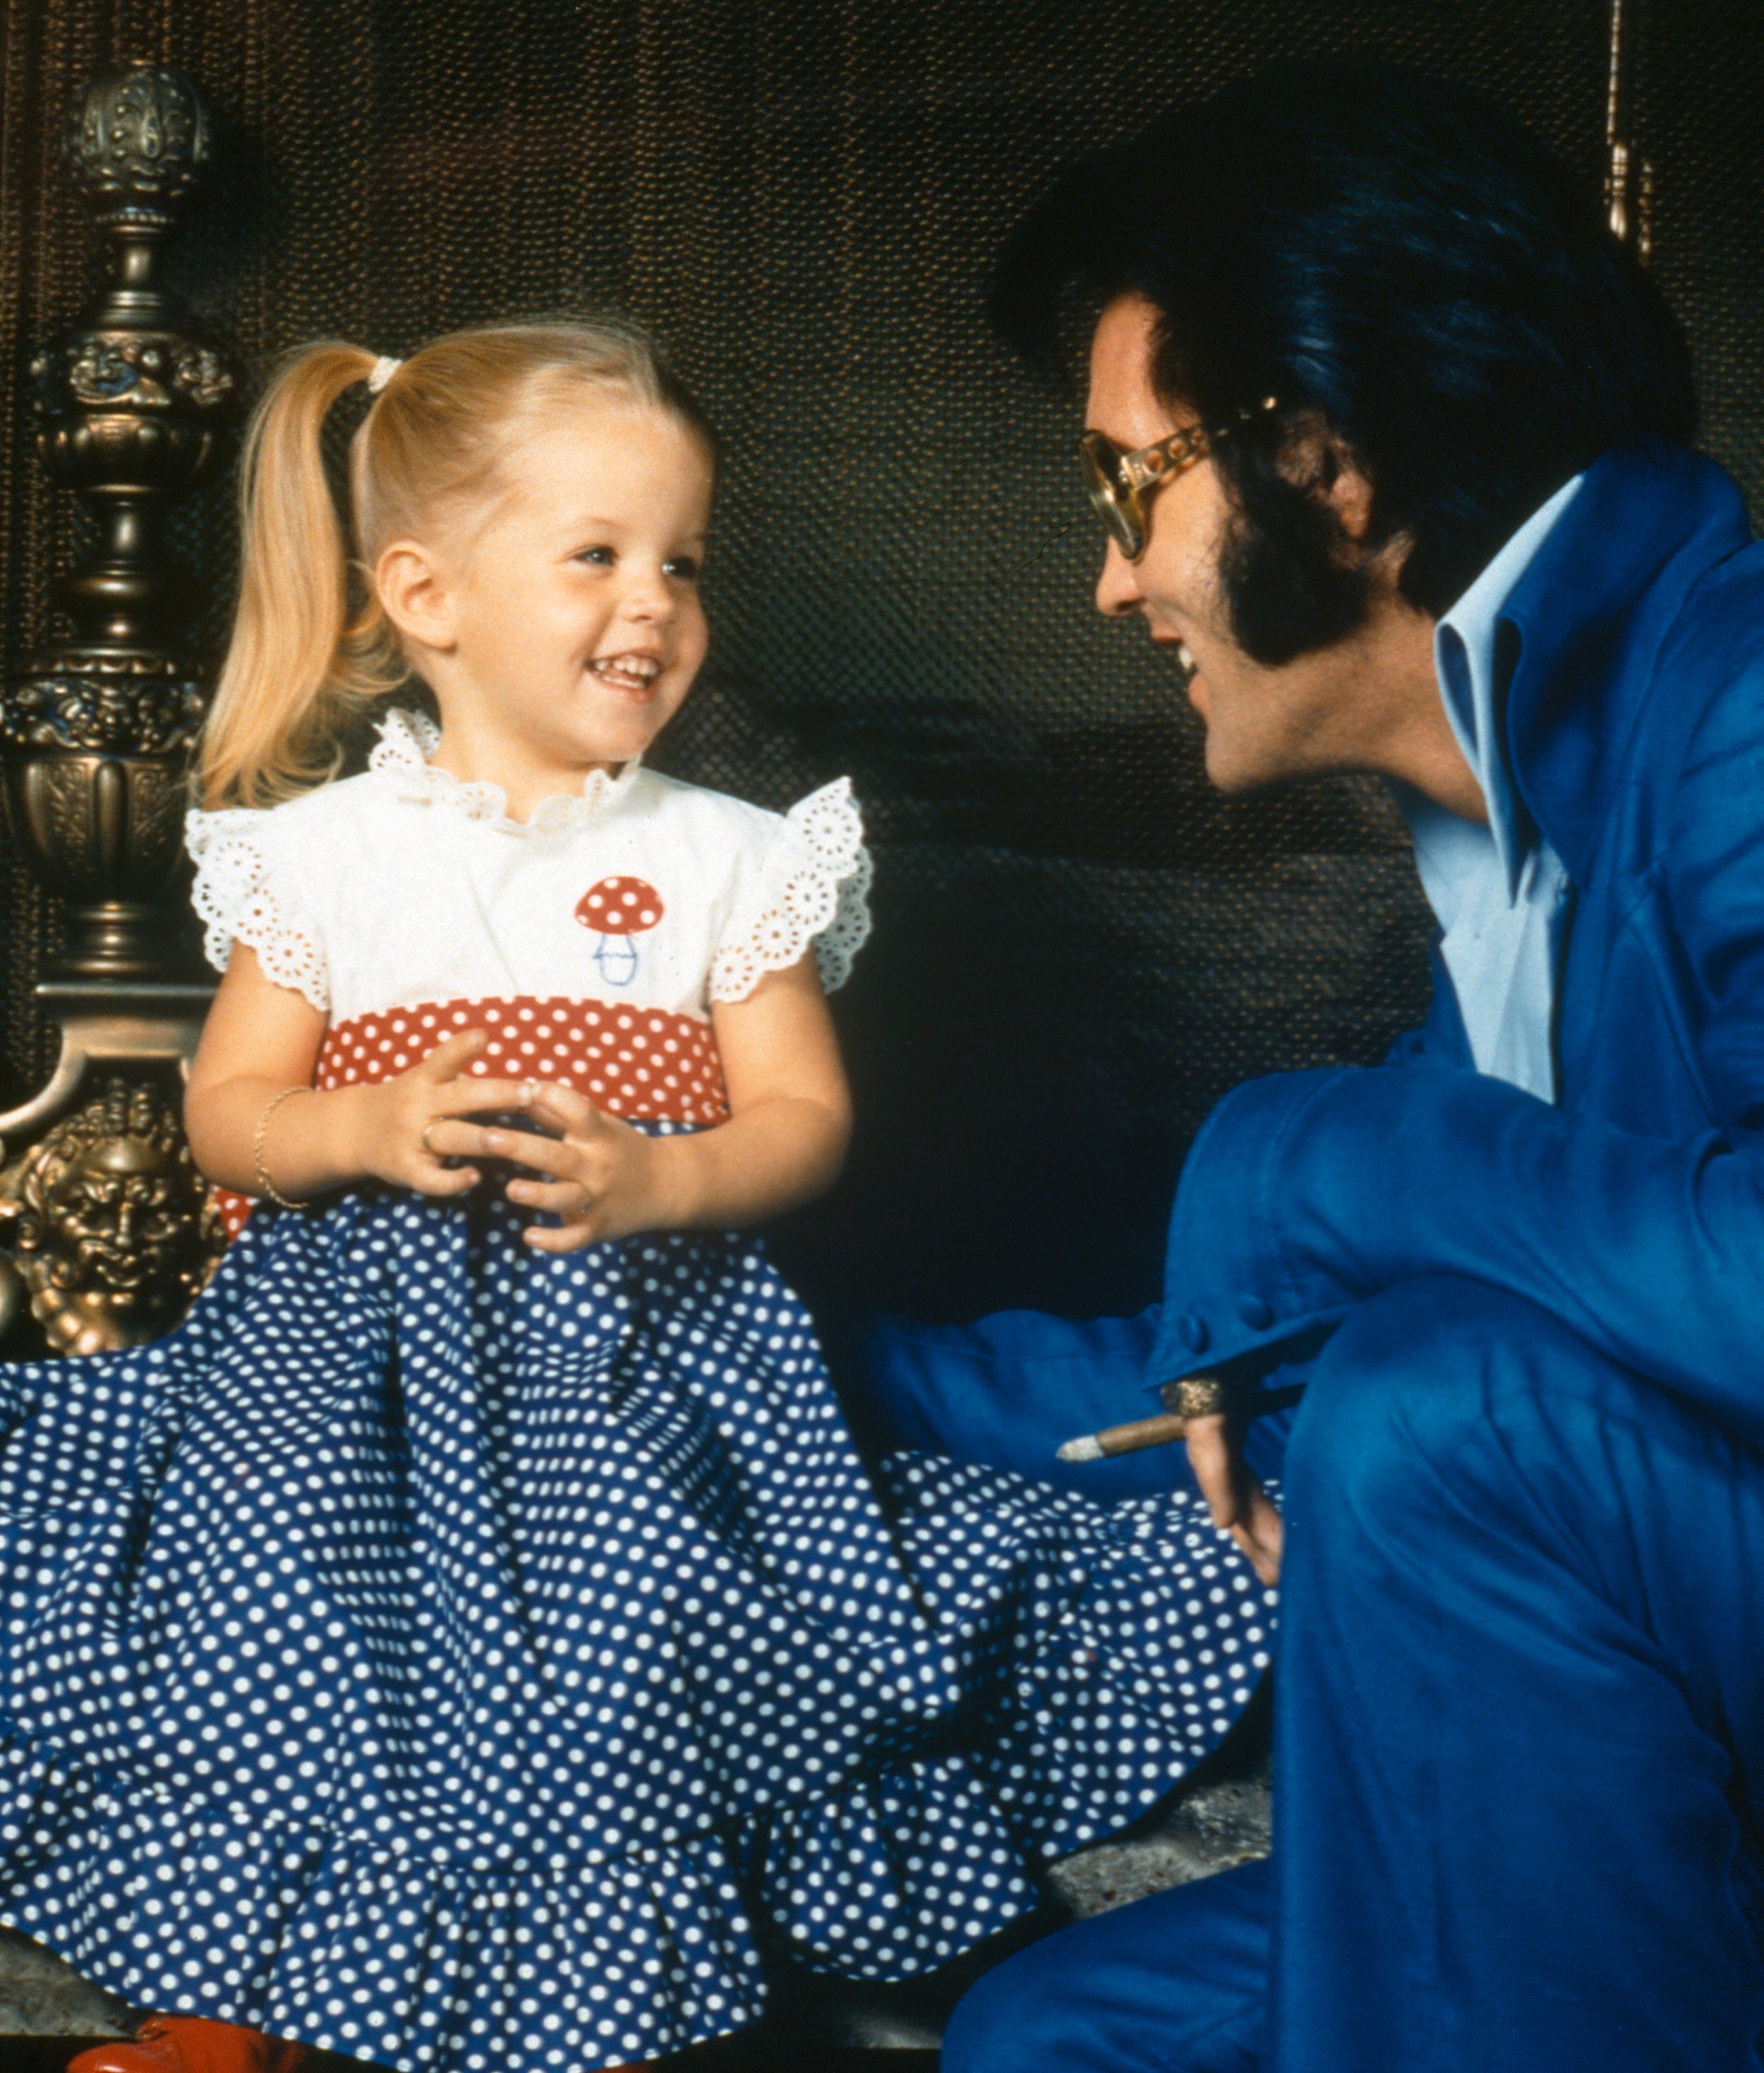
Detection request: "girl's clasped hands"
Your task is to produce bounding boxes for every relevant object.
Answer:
[334,1024,682,1248]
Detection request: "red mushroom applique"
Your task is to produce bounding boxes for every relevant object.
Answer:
[574,876,665,987]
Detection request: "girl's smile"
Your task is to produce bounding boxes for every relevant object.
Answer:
[377,399,714,822]
[587,649,665,697]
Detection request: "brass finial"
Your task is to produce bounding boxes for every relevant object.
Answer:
[1604,0,1655,261]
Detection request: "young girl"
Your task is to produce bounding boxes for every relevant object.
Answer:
[0,321,1274,2073]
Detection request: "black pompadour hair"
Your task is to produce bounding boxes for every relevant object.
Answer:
[989,59,1698,662]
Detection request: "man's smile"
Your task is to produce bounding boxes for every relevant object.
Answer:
[1149,631,1204,703]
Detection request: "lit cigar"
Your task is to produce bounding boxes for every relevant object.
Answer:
[1057,1410,1189,1461]
[1058,1375,1236,1463]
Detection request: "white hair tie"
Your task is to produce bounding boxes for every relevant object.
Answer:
[366,355,402,395]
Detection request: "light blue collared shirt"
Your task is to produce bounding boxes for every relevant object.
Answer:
[1389,473,1583,1103]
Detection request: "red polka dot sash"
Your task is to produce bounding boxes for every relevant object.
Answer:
[315,995,728,1120]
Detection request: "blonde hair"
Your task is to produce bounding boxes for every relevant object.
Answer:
[199,318,711,809]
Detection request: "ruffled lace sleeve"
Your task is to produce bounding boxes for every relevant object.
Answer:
[185,806,329,1011]
[708,779,874,1002]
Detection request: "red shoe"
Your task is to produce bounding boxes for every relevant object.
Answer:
[68,2015,308,2073]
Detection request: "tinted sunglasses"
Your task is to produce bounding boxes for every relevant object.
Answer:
[1077,398,1279,560]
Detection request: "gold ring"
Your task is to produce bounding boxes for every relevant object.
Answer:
[420,1120,441,1156]
[1172,1374,1228,1420]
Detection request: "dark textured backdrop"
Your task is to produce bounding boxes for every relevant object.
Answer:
[0,0,1758,1322]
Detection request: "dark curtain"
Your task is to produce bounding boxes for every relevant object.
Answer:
[1,0,1758,1322]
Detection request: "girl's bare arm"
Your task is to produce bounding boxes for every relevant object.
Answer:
[184,945,540,1201]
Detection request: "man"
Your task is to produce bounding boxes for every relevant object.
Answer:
[941,59,1764,2073]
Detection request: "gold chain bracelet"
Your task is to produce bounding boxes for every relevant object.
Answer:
[252,1085,313,1210]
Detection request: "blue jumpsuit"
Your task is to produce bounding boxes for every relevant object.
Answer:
[941,440,1764,2072]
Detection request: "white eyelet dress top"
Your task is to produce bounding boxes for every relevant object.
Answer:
[0,710,1275,2073]
[187,708,873,1219]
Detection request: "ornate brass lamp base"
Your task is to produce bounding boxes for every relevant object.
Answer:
[0,64,236,1358]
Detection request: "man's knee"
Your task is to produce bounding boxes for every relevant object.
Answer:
[1284,1276,1643,1535]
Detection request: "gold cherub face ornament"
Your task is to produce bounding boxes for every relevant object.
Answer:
[0,1080,223,1355]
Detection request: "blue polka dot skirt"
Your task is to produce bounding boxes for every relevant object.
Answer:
[0,1183,1273,2070]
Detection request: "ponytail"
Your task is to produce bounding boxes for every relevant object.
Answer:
[200,340,407,809]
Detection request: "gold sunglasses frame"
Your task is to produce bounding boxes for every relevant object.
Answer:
[1077,399,1279,562]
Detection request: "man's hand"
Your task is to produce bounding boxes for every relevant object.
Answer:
[1185,1400,1283,1585]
